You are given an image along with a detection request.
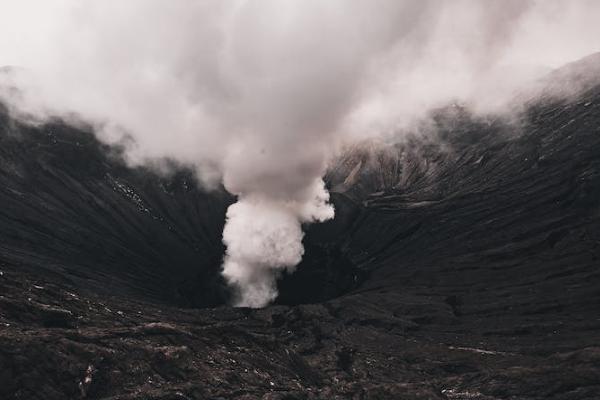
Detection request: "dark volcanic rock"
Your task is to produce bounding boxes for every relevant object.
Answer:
[1,60,600,399]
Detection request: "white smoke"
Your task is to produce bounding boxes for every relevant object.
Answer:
[0,1,599,307]
[222,183,333,307]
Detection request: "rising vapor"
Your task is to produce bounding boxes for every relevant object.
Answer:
[0,0,599,307]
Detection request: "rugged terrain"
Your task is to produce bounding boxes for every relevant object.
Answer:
[1,57,600,399]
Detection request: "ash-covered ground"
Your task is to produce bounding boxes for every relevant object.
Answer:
[1,60,600,399]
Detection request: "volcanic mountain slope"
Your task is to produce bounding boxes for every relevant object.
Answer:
[0,60,600,399]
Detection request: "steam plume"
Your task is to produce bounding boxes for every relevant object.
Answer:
[0,1,599,306]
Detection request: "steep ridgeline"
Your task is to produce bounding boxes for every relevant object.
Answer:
[0,112,233,307]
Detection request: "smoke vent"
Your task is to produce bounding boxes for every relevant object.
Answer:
[175,193,365,308]
[174,241,366,309]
